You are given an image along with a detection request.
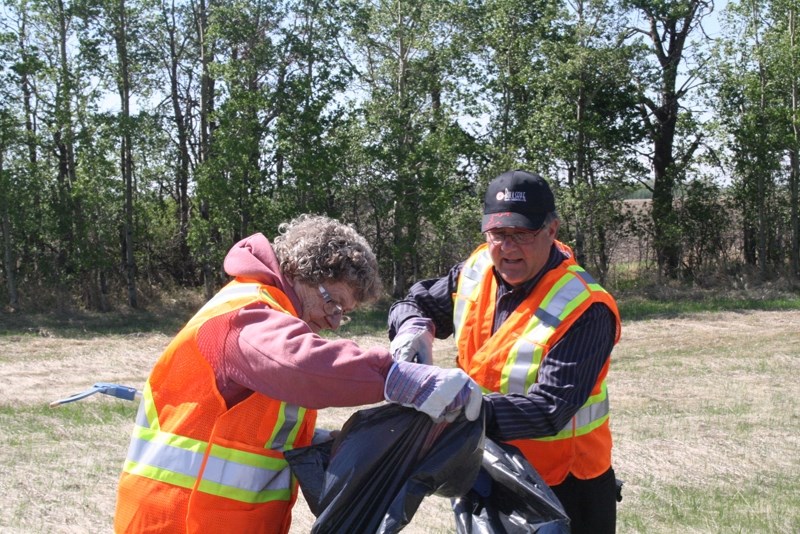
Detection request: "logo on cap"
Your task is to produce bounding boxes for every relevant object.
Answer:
[501,188,526,202]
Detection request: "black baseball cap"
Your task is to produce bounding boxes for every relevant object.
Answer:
[481,170,556,232]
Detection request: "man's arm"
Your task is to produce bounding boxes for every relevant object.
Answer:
[483,303,616,441]
[387,262,463,340]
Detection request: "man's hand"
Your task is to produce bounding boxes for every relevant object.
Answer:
[384,361,482,423]
[390,317,435,365]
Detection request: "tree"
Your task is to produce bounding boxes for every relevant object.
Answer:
[142,0,200,284]
[541,0,647,281]
[464,0,562,173]
[791,6,800,277]
[0,108,19,310]
[1,18,22,310]
[710,0,791,276]
[341,0,476,295]
[624,0,713,278]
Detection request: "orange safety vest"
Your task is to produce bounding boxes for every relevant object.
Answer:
[454,242,621,486]
[114,280,316,534]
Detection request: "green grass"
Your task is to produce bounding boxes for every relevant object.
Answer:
[621,477,800,533]
[5,289,798,338]
[2,300,799,533]
[349,293,800,331]
[336,303,392,335]
[0,308,189,338]
[617,295,800,321]
[0,401,136,437]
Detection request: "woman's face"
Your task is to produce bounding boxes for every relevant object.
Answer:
[295,280,357,333]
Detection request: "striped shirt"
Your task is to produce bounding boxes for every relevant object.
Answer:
[387,244,616,442]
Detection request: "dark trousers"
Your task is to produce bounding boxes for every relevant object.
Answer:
[550,467,617,534]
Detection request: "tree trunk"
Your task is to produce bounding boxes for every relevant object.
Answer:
[651,110,680,277]
[754,1,768,277]
[115,0,138,308]
[196,0,215,165]
[196,0,218,300]
[0,148,19,311]
[635,0,707,278]
[790,9,800,278]
[54,0,78,275]
[165,0,193,282]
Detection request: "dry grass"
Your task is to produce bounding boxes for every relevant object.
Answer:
[1,309,799,533]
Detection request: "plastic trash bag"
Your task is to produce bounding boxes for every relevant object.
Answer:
[285,403,485,534]
[452,439,570,534]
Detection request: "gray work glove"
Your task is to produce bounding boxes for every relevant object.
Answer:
[384,361,482,423]
[390,317,435,365]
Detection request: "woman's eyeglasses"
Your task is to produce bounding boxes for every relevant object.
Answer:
[318,285,351,325]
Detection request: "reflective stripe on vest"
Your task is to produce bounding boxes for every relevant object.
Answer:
[535,383,609,441]
[190,283,290,327]
[122,283,306,504]
[454,248,610,440]
[453,251,494,339]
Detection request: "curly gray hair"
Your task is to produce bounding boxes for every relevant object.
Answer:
[272,214,383,303]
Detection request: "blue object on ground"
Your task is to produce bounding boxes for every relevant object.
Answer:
[50,382,140,407]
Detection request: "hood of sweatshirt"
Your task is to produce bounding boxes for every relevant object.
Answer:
[222,233,302,313]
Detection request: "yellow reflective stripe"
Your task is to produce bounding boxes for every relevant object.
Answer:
[202,444,292,502]
[185,282,294,330]
[269,404,298,449]
[124,426,294,504]
[454,250,493,340]
[268,405,306,450]
[132,422,208,453]
[192,283,292,321]
[129,355,303,504]
[139,382,159,431]
[125,436,203,476]
[501,324,552,394]
[193,283,262,317]
[197,476,292,504]
[453,299,468,339]
[535,383,609,442]
[543,276,589,322]
[568,265,607,294]
[210,442,286,470]
[124,458,197,490]
[501,271,591,394]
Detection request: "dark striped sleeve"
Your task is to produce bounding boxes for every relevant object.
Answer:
[483,302,617,441]
[387,263,463,340]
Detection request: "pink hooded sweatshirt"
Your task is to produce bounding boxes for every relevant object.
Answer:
[197,233,393,409]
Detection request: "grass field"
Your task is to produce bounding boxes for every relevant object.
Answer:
[1,299,799,533]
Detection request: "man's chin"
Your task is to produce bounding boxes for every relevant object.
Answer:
[499,271,530,287]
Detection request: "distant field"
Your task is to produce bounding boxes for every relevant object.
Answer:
[1,308,798,533]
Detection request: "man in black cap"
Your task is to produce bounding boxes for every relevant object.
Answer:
[387,170,622,533]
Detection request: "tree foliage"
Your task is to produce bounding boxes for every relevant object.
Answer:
[0,0,798,311]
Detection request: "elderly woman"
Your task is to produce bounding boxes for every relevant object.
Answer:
[113,214,480,534]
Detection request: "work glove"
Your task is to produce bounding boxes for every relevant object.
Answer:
[390,317,435,365]
[384,361,482,423]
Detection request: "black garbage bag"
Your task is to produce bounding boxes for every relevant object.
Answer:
[285,403,485,534]
[452,439,570,534]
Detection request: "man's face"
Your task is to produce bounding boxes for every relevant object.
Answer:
[485,221,559,287]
